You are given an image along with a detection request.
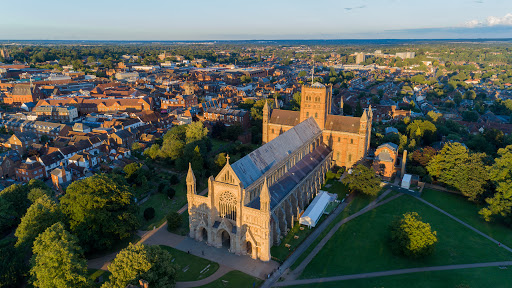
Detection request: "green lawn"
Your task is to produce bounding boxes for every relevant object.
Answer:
[422,188,512,248]
[138,177,189,231]
[290,189,387,270]
[88,269,111,288]
[199,270,262,288]
[299,194,512,279]
[293,266,512,288]
[159,245,219,282]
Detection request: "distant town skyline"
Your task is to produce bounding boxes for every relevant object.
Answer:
[1,0,512,40]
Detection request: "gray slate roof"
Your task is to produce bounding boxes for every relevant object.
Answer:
[231,117,321,188]
[247,144,331,210]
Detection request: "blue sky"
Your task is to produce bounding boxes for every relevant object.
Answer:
[1,0,512,40]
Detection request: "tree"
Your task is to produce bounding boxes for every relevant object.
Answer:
[342,164,381,196]
[427,111,442,122]
[143,207,155,221]
[166,212,182,231]
[0,184,29,232]
[185,121,208,144]
[15,195,64,248]
[410,146,437,167]
[354,102,363,117]
[480,145,512,221]
[0,239,28,287]
[30,222,90,288]
[102,244,177,288]
[60,174,140,252]
[124,163,142,181]
[406,120,437,144]
[390,212,437,258]
[427,143,488,201]
[28,187,54,203]
[170,174,179,185]
[343,103,353,116]
[165,187,176,199]
[462,111,479,122]
[298,70,307,77]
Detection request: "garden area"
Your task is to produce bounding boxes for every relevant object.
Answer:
[298,194,512,279]
[137,174,194,231]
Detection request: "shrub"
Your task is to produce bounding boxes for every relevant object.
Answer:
[166,212,182,231]
[170,174,179,185]
[390,212,437,258]
[165,187,176,199]
[143,207,155,221]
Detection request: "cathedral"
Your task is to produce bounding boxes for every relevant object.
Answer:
[186,83,372,261]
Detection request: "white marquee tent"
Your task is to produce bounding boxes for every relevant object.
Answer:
[299,191,332,228]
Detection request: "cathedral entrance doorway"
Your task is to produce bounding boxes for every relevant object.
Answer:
[220,230,231,249]
[199,227,208,242]
[246,241,252,255]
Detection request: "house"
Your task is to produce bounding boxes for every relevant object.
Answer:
[38,151,66,174]
[161,94,198,110]
[110,129,136,148]
[202,107,250,129]
[4,84,42,104]
[6,132,39,154]
[68,151,98,170]
[50,167,72,191]
[0,150,21,178]
[16,157,46,182]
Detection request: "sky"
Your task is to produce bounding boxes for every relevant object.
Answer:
[1,0,512,40]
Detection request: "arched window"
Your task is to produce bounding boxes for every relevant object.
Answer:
[350,139,353,144]
[219,191,237,220]
[306,112,309,117]
[315,112,318,118]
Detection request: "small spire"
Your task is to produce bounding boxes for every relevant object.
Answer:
[186,162,195,183]
[226,154,230,164]
[260,178,270,211]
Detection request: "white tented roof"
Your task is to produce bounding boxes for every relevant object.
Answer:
[299,191,332,228]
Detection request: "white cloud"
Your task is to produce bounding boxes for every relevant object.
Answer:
[486,13,512,26]
[464,13,512,28]
[464,19,480,28]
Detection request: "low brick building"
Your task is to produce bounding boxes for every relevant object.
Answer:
[203,107,250,129]
[373,142,399,180]
[16,158,46,182]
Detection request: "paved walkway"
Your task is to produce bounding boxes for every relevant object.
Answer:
[284,190,400,282]
[274,261,512,286]
[415,197,512,254]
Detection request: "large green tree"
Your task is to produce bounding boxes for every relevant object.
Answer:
[102,244,178,288]
[0,184,30,232]
[427,143,488,201]
[480,145,512,221]
[60,174,140,252]
[390,212,437,258]
[15,194,64,248]
[30,222,90,288]
[0,239,27,287]
[185,121,208,144]
[342,164,381,196]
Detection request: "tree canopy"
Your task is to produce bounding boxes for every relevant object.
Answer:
[15,194,64,248]
[30,222,90,288]
[342,164,381,196]
[480,145,512,221]
[427,142,488,201]
[390,212,437,258]
[102,243,178,288]
[60,174,140,252]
